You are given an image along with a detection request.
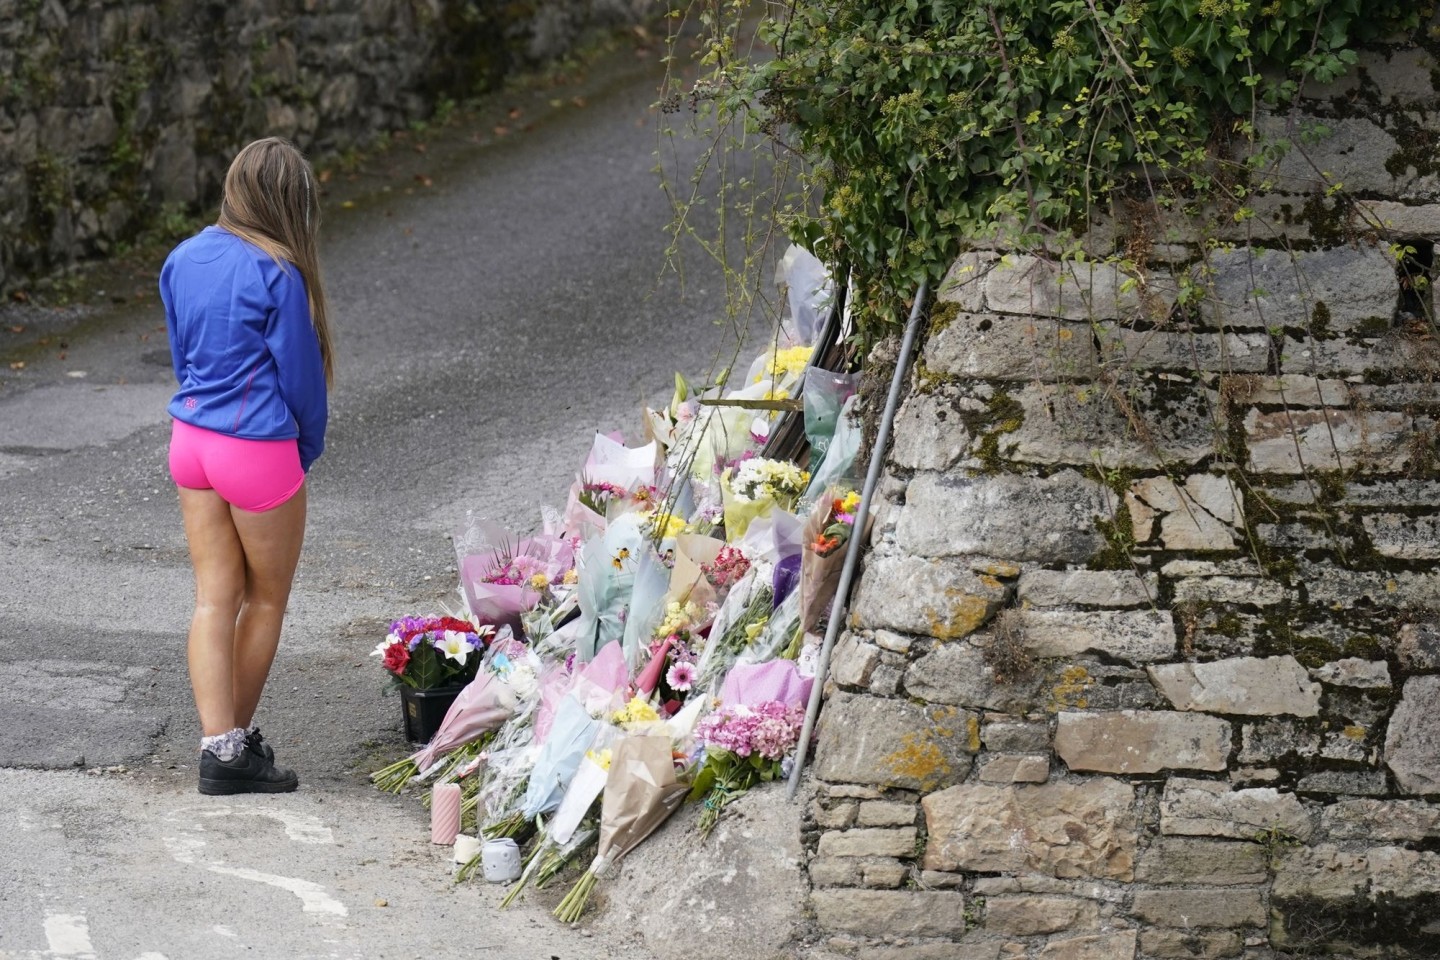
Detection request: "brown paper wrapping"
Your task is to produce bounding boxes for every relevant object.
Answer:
[799,492,847,635]
[594,735,688,873]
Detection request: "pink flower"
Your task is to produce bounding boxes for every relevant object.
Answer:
[667,662,697,692]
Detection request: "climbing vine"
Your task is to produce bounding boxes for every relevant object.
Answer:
[662,0,1424,332]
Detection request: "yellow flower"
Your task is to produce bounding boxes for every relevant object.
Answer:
[744,617,769,642]
[562,568,578,585]
[529,573,550,590]
[839,491,861,513]
[611,696,661,727]
[586,748,612,770]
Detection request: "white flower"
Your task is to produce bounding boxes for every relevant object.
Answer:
[433,630,473,665]
[371,635,401,657]
[507,663,540,701]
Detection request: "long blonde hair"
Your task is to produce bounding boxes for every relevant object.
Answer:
[217,137,334,386]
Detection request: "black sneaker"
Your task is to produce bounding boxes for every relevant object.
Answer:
[245,727,275,762]
[198,745,299,795]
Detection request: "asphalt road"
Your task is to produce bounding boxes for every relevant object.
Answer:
[0,35,766,960]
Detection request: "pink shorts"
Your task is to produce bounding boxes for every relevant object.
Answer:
[169,419,305,512]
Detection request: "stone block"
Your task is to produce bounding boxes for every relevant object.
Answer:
[1296,769,1388,796]
[873,630,913,654]
[936,251,998,311]
[852,555,1008,640]
[889,390,975,470]
[1019,609,1177,664]
[831,633,881,689]
[978,754,1050,784]
[1147,656,1321,717]
[1322,799,1440,842]
[1097,326,1271,373]
[1342,479,1440,507]
[1364,514,1440,559]
[1199,244,1396,332]
[810,889,967,938]
[810,856,861,887]
[857,943,1005,960]
[983,719,1052,753]
[1170,576,1287,606]
[1134,838,1269,886]
[861,859,909,889]
[1129,474,1243,551]
[1035,931,1138,960]
[1244,408,1411,474]
[1008,382,1218,469]
[1055,710,1231,773]
[1239,720,1322,765]
[814,799,858,830]
[1253,115,1404,197]
[815,693,976,792]
[1016,569,1157,608]
[1354,199,1440,237]
[1243,374,1351,407]
[1273,844,1440,900]
[857,801,918,829]
[1281,331,1440,377]
[1137,929,1244,960]
[1131,888,1267,928]
[1398,620,1440,670]
[985,254,1176,322]
[925,313,1098,381]
[1311,658,1391,688]
[896,471,1110,564]
[1303,566,1440,609]
[1160,777,1315,841]
[982,895,1100,936]
[923,778,1138,880]
[904,642,1046,713]
[1386,676,1440,795]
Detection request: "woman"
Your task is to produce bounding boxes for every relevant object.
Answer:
[160,137,334,795]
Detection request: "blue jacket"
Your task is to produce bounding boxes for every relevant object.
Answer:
[160,226,327,472]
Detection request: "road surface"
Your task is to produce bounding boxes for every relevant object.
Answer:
[0,34,764,960]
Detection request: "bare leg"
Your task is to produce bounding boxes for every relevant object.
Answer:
[230,484,307,728]
[178,488,246,737]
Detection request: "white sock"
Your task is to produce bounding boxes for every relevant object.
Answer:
[201,728,247,761]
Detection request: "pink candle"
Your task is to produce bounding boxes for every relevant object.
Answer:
[430,783,461,845]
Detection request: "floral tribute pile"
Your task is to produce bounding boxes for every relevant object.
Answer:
[370,247,861,919]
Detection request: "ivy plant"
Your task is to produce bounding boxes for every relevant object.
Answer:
[667,0,1425,331]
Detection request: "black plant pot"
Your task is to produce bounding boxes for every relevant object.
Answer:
[400,683,465,743]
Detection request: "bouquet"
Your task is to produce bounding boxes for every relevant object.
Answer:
[689,701,805,838]
[454,517,575,630]
[801,489,862,634]
[372,616,493,690]
[722,458,810,539]
[554,735,688,922]
[688,660,812,838]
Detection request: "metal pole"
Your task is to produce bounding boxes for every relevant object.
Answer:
[787,280,930,799]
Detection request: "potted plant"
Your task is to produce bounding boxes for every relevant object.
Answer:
[373,616,494,742]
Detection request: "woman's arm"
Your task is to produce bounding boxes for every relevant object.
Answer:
[265,267,328,472]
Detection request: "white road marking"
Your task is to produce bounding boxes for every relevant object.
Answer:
[211,927,238,939]
[160,836,204,865]
[42,914,96,958]
[192,806,335,845]
[206,865,347,919]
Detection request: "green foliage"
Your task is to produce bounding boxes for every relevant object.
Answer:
[670,0,1423,332]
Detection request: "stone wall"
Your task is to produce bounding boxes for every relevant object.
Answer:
[0,0,644,295]
[806,34,1440,960]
